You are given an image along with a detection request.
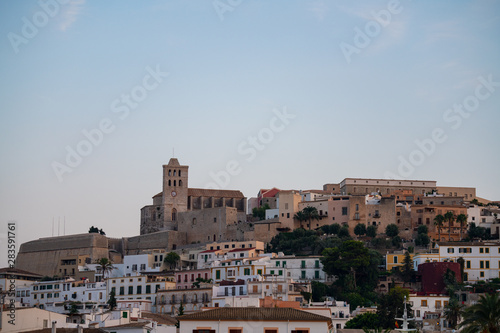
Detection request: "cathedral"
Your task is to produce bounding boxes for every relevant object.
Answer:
[140,158,248,243]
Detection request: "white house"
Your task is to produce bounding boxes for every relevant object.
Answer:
[413,241,500,282]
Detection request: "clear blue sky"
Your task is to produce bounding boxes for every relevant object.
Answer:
[1,0,499,266]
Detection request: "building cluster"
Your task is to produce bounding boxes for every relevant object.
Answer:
[3,158,500,332]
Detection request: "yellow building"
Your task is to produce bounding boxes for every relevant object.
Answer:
[386,252,415,271]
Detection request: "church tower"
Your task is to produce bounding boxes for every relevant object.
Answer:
[162,158,189,230]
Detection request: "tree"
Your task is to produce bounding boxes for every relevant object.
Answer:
[434,214,445,241]
[69,302,79,315]
[252,204,270,220]
[164,252,180,270]
[302,206,320,230]
[95,258,115,279]
[459,293,500,333]
[417,225,428,235]
[385,224,399,238]
[192,277,213,288]
[293,211,307,229]
[456,213,467,241]
[444,297,464,329]
[89,226,105,235]
[468,222,489,240]
[354,223,367,237]
[321,223,341,235]
[367,225,377,238]
[377,287,412,329]
[322,240,379,293]
[444,211,456,241]
[401,251,414,286]
[338,225,350,238]
[345,312,381,329]
[107,290,117,310]
[415,233,430,247]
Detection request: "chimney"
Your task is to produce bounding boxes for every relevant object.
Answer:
[51,321,57,333]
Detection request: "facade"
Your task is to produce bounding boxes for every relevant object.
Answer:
[413,242,500,282]
[107,274,176,311]
[270,255,329,283]
[178,307,333,333]
[175,268,211,289]
[436,186,476,202]
[386,252,414,271]
[411,204,468,241]
[339,178,437,196]
[328,196,350,226]
[276,190,302,230]
[156,287,212,315]
[140,158,247,235]
[409,294,450,321]
[347,194,397,237]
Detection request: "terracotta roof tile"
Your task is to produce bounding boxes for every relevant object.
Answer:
[178,307,331,322]
[188,188,244,198]
[229,247,255,252]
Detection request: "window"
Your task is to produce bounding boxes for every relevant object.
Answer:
[486,248,490,253]
[480,261,485,269]
[146,285,151,294]
[119,287,124,295]
[342,207,348,215]
[137,286,142,294]
[466,261,471,269]
[480,248,484,253]
[480,271,485,278]
[128,286,133,295]
[244,268,250,275]
[394,256,398,264]
[356,204,359,211]
[448,248,454,253]
[216,270,221,280]
[421,300,427,306]
[301,260,306,268]
[354,213,360,220]
[265,329,278,333]
[486,261,490,269]
[257,269,262,275]
[301,271,306,279]
[435,300,441,309]
[315,271,320,279]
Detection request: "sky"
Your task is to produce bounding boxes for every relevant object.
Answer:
[1,0,499,267]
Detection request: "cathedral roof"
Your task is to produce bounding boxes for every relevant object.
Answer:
[188,188,245,198]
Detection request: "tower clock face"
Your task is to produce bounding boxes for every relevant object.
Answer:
[171,191,177,197]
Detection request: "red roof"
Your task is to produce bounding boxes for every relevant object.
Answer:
[229,247,255,252]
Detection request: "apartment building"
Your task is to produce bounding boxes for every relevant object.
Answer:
[175,268,211,289]
[156,286,212,315]
[270,255,329,283]
[409,294,450,321]
[107,274,176,311]
[411,205,468,241]
[339,178,436,196]
[413,242,500,282]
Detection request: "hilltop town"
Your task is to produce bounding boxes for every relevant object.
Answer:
[3,158,500,333]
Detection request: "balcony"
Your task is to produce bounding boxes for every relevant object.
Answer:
[373,213,381,218]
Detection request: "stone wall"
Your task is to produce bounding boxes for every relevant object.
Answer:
[125,230,184,254]
[16,233,110,277]
[177,207,238,244]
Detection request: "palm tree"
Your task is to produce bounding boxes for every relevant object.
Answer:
[95,258,115,280]
[444,211,456,241]
[434,214,445,242]
[456,214,467,241]
[293,211,306,229]
[302,206,320,230]
[459,293,500,333]
[444,297,464,329]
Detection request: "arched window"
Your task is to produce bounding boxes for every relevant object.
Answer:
[174,170,177,176]
[179,180,183,187]
[213,234,216,241]
[183,294,187,303]
[192,218,197,225]
[179,170,181,177]
[168,180,171,186]
[168,169,171,176]
[172,208,177,221]
[161,295,165,304]
[173,180,176,186]
[171,295,176,303]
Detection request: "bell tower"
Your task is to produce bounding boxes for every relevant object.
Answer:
[162,158,189,230]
